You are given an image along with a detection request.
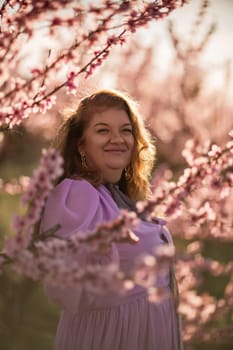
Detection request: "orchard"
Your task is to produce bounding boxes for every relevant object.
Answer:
[0,1,232,349]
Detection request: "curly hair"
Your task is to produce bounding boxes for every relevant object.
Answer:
[53,89,156,201]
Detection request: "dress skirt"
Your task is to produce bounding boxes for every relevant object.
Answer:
[55,290,180,350]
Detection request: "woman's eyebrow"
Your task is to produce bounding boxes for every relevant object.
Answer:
[93,122,132,127]
[94,122,109,127]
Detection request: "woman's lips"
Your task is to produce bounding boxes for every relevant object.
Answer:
[104,149,126,152]
[105,148,125,152]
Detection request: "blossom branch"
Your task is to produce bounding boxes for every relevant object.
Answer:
[0,0,187,129]
[2,148,63,258]
[137,132,233,224]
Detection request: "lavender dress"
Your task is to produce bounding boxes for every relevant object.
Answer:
[40,179,181,350]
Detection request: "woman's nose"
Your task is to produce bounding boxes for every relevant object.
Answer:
[109,131,124,143]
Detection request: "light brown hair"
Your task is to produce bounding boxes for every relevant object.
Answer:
[53,89,156,201]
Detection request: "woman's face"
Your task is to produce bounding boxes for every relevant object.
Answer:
[78,108,135,183]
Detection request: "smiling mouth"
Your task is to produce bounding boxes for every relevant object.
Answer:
[104,149,126,153]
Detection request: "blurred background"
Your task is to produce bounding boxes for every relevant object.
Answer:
[0,0,232,349]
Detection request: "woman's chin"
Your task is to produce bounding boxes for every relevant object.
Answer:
[105,161,127,170]
[102,167,124,183]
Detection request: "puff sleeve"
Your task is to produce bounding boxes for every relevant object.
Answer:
[40,178,120,313]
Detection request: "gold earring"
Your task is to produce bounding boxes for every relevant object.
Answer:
[124,167,131,181]
[80,153,87,169]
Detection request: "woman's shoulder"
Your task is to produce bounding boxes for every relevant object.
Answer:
[44,177,101,221]
[55,177,96,191]
[52,177,99,201]
[41,178,102,236]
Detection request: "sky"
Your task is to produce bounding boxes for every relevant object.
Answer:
[154,0,233,93]
[170,0,233,63]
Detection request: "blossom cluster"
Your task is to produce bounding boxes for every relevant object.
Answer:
[12,227,175,299]
[0,0,186,129]
[6,232,175,300]
[2,148,63,259]
[137,131,233,240]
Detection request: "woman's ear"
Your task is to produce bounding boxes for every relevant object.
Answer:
[77,140,84,154]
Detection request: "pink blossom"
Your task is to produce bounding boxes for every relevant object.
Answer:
[0,1,184,128]
[3,148,63,258]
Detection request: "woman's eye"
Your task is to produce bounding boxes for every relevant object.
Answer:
[122,128,133,134]
[97,129,109,133]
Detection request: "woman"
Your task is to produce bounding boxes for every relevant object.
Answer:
[40,90,182,350]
